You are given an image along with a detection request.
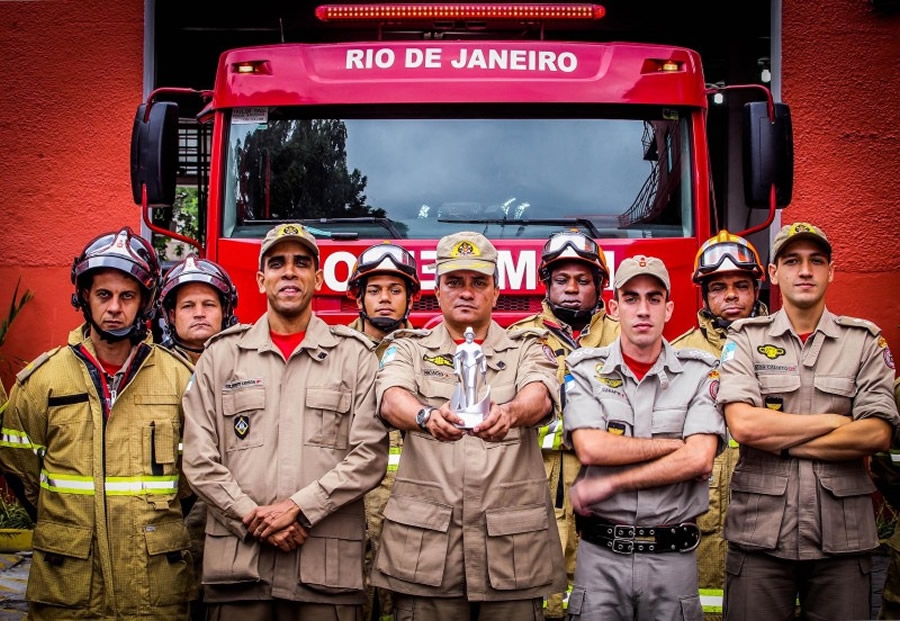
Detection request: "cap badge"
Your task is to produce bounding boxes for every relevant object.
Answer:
[638,257,647,267]
[791,223,810,234]
[452,241,480,257]
[280,224,300,236]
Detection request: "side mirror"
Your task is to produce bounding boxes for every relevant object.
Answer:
[743,101,793,208]
[130,102,179,206]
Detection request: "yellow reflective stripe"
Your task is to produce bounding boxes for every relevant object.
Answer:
[41,470,95,495]
[1,427,46,456]
[699,589,723,613]
[537,418,562,450]
[105,476,179,495]
[40,470,179,496]
[728,438,739,448]
[388,447,401,471]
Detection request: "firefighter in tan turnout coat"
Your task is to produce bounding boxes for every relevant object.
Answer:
[0,227,195,620]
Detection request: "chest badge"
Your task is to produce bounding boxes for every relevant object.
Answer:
[757,344,786,360]
[234,415,250,440]
[596,375,623,388]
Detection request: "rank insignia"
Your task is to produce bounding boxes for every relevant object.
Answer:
[878,336,888,349]
[764,396,784,411]
[708,370,719,381]
[234,415,250,439]
[596,375,623,389]
[607,421,627,435]
[757,344,786,360]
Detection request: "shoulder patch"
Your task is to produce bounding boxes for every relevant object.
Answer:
[567,345,612,366]
[507,327,548,340]
[16,346,62,384]
[834,315,881,336]
[673,348,718,367]
[329,324,376,349]
[206,322,253,345]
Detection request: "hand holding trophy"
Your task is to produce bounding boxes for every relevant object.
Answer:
[450,326,492,429]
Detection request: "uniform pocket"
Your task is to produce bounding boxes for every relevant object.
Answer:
[725,470,788,550]
[221,386,265,452]
[299,512,365,594]
[697,459,725,534]
[305,388,352,449]
[817,473,878,553]
[145,520,193,606]
[202,517,262,585]
[679,594,704,621]
[484,503,553,590]
[27,521,94,606]
[813,376,856,417]
[375,495,452,586]
[758,374,801,395]
[651,406,687,438]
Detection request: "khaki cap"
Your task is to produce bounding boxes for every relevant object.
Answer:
[772,222,831,261]
[614,255,670,293]
[259,223,319,269]
[434,231,498,277]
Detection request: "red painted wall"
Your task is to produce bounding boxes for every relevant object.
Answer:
[781,0,900,373]
[0,0,144,390]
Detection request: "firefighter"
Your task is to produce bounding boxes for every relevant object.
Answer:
[564,255,724,621]
[370,231,565,621]
[671,230,767,620]
[158,255,239,621]
[507,229,619,619]
[872,378,900,620]
[159,255,239,364]
[717,222,899,621]
[0,227,195,619]
[182,222,388,620]
[346,242,420,621]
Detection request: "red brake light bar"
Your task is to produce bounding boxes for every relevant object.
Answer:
[315,4,606,23]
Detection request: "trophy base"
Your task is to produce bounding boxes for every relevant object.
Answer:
[451,386,492,430]
[454,410,486,430]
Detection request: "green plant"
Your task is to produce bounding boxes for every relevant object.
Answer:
[152,185,201,261]
[0,489,33,530]
[0,277,34,376]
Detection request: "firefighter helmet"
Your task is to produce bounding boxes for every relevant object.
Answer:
[539,229,609,288]
[71,227,161,342]
[347,242,421,301]
[692,230,764,283]
[159,256,239,331]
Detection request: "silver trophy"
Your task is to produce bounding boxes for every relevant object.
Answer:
[450,326,492,429]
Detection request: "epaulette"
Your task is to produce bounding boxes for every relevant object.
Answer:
[205,322,253,345]
[729,315,774,332]
[567,345,612,365]
[329,324,376,350]
[507,327,549,340]
[834,315,881,336]
[673,348,718,367]
[506,314,541,331]
[15,346,62,384]
[383,328,431,343]
[153,344,195,371]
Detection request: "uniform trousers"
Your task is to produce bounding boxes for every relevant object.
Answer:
[393,595,542,621]
[566,539,702,621]
[723,546,871,621]
[207,601,361,621]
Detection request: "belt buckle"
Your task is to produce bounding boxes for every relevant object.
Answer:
[613,525,635,539]
[678,522,701,553]
[611,538,634,554]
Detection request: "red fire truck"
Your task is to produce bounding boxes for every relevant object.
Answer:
[131,3,792,335]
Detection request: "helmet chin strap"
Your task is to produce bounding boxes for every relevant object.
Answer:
[85,313,145,345]
[701,283,763,331]
[360,298,411,336]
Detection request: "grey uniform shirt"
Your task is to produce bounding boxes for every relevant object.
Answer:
[563,337,725,525]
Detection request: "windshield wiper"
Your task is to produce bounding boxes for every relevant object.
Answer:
[437,218,602,238]
[247,217,403,240]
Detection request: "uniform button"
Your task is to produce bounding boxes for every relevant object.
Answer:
[317,352,327,359]
[497,361,506,369]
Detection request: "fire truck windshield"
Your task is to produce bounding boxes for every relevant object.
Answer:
[222,105,693,241]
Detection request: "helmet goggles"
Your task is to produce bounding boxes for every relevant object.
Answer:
[695,242,762,277]
[356,244,417,279]
[542,231,601,264]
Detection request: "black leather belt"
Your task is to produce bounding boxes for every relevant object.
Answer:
[576,514,701,555]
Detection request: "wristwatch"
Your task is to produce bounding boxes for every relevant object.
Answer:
[416,406,436,433]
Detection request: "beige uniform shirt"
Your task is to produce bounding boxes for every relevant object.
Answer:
[671,304,769,358]
[564,338,725,525]
[508,300,620,450]
[717,308,899,559]
[182,314,389,604]
[369,321,566,601]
